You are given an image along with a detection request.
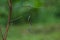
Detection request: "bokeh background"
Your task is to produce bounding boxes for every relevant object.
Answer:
[0,0,60,40]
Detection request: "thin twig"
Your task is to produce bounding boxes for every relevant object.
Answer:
[3,0,12,40]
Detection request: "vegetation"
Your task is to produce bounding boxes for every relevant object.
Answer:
[0,0,60,40]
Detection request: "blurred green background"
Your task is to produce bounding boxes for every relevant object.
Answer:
[0,0,60,40]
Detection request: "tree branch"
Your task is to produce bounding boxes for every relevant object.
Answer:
[3,0,12,40]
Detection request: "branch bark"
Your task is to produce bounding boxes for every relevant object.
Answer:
[3,0,12,40]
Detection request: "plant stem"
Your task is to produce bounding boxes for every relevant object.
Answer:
[3,0,12,40]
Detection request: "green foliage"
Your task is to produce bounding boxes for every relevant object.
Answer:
[0,0,60,40]
[0,0,60,25]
